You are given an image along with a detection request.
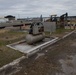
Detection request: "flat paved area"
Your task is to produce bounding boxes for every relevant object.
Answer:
[8,38,53,54]
[13,32,76,75]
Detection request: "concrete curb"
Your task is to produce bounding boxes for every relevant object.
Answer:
[62,30,76,39]
[27,37,58,57]
[0,30,75,75]
[0,56,26,75]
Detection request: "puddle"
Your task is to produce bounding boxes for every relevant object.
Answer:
[35,53,45,60]
[57,55,76,75]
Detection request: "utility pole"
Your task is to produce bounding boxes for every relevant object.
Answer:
[40,14,43,22]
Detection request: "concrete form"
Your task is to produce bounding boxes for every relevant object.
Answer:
[7,37,58,57]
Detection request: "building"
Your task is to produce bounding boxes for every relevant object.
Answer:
[4,15,15,21]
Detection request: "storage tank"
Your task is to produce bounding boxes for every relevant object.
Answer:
[26,34,45,44]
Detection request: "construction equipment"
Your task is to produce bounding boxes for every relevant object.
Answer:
[50,14,57,22]
[26,22,45,44]
[60,13,68,28]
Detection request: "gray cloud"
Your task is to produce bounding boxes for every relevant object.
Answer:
[0,0,76,18]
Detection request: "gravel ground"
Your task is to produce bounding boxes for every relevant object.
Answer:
[12,32,76,75]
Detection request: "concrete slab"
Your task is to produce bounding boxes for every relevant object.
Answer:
[7,37,58,56]
[12,43,34,53]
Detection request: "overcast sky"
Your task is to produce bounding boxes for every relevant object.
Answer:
[0,0,76,18]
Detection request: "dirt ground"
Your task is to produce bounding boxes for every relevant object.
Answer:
[13,32,76,75]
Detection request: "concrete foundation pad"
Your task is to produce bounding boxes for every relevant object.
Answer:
[7,37,58,56]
